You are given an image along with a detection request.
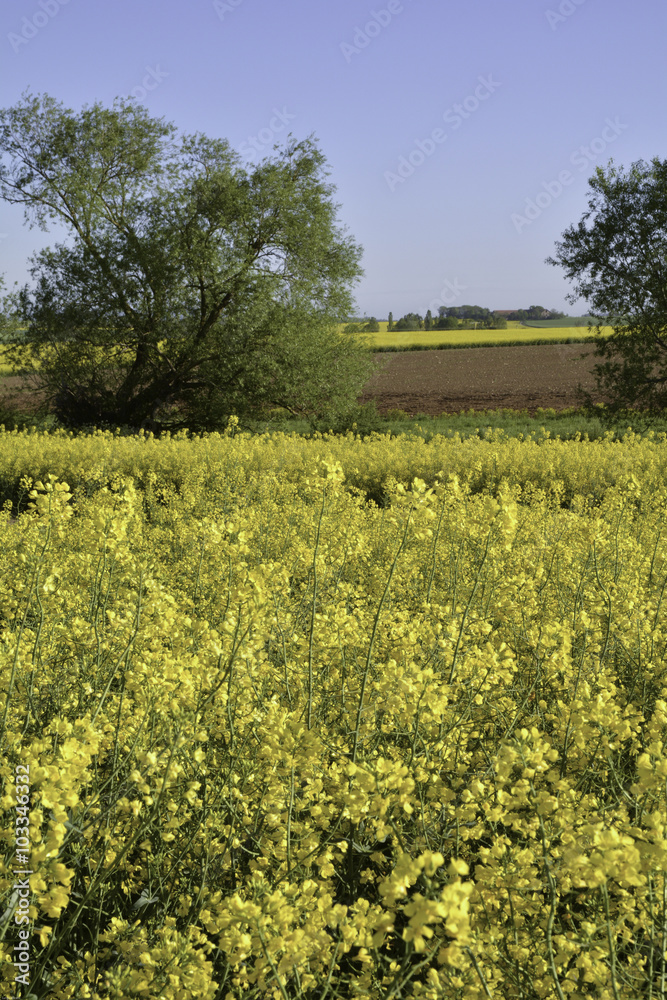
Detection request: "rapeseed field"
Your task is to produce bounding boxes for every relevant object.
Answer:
[354,327,610,350]
[1,419,667,998]
[333,321,611,350]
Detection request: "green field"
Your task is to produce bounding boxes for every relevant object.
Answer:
[520,317,597,328]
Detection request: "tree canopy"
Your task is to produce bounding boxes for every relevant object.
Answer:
[547,157,667,417]
[0,91,378,430]
[499,306,567,322]
[434,306,508,330]
[393,312,424,331]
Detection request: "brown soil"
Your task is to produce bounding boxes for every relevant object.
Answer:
[357,343,602,417]
[0,343,604,422]
[0,375,47,413]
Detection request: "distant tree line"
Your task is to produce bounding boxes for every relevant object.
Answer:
[502,305,568,322]
[350,304,571,332]
[384,306,510,331]
[344,304,571,333]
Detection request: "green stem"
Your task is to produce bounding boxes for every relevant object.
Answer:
[352,503,413,764]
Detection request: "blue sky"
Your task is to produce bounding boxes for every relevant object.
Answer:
[0,0,665,319]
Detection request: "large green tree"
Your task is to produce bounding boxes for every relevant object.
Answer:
[0,92,378,430]
[547,158,667,418]
[0,274,22,340]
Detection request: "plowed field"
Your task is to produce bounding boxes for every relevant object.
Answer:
[357,342,601,416]
[0,343,604,421]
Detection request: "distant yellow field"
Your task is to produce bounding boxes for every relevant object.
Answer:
[339,324,611,349]
[0,343,41,375]
[0,347,14,376]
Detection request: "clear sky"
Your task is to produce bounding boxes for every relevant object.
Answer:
[1,0,665,320]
